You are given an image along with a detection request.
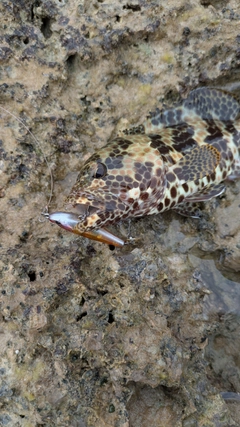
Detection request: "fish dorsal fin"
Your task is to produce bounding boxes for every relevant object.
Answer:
[166,143,220,184]
[143,102,186,133]
[143,87,240,133]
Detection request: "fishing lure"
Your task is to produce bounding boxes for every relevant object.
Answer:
[47,87,240,246]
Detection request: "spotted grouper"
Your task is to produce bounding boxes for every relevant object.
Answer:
[47,87,240,246]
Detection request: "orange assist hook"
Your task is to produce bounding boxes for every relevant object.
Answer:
[47,212,125,247]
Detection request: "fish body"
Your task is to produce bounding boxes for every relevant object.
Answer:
[49,87,240,245]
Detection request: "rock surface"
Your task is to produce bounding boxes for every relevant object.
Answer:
[0,0,240,426]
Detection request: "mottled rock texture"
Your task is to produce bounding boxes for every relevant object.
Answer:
[0,0,240,426]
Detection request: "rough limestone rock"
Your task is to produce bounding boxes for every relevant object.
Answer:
[0,0,240,426]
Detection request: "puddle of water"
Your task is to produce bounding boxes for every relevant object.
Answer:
[188,254,240,316]
[189,245,240,283]
[189,254,240,408]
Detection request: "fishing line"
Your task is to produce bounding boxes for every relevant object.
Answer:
[0,105,54,217]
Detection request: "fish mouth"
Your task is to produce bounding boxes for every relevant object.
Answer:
[70,203,101,219]
[66,202,105,231]
[48,201,125,247]
[48,209,125,247]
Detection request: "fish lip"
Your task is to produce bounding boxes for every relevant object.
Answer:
[65,189,121,227]
[65,202,105,232]
[66,203,101,219]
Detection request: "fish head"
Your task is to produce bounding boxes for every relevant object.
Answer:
[49,136,166,243]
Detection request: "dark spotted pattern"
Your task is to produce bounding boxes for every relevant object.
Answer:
[173,145,220,181]
[149,134,174,156]
[123,124,145,135]
[63,87,240,238]
[105,156,124,169]
[115,137,134,150]
[144,87,240,133]
[183,88,240,121]
[171,125,196,152]
[204,120,224,142]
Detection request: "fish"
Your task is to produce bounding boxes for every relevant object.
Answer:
[47,87,240,246]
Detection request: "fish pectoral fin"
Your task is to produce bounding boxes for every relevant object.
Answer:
[184,183,225,202]
[172,182,225,218]
[167,144,220,183]
[172,202,203,218]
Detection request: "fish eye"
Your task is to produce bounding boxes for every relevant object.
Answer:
[92,162,107,179]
